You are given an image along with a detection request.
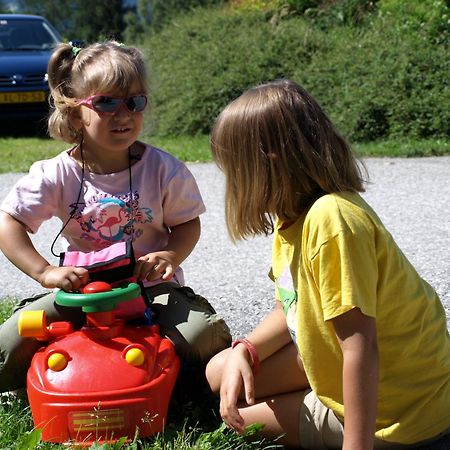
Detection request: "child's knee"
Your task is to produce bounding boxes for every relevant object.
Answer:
[0,292,82,392]
[0,315,42,392]
[148,285,231,363]
[164,311,231,363]
[205,348,232,394]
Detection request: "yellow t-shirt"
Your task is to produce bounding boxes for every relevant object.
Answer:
[271,192,450,444]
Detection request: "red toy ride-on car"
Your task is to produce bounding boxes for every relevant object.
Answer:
[18,281,180,446]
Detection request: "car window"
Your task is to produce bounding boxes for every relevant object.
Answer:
[0,19,60,51]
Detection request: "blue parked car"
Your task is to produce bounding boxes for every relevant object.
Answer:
[0,14,62,120]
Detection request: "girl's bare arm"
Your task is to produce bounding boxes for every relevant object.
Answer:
[134,216,201,281]
[209,302,292,433]
[0,211,88,291]
[332,307,378,450]
[245,301,292,360]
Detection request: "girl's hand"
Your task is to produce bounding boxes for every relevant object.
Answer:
[219,345,255,434]
[39,265,89,292]
[134,252,175,281]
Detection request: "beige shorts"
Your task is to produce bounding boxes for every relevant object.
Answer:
[299,389,450,450]
[299,389,344,450]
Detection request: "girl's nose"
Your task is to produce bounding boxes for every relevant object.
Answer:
[114,103,131,117]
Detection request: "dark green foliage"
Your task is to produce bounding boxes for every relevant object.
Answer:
[10,0,450,142]
[150,0,225,28]
[307,0,380,27]
[301,17,450,141]
[16,0,75,37]
[74,0,125,42]
[379,0,450,45]
[16,0,126,42]
[144,8,323,134]
[123,10,146,44]
[144,1,450,141]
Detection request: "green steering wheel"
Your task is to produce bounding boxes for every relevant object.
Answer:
[55,282,141,313]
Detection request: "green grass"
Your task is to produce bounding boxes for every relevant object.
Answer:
[0,395,280,449]
[0,135,449,174]
[0,134,211,174]
[0,301,281,449]
[0,299,15,323]
[354,138,450,158]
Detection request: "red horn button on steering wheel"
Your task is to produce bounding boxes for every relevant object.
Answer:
[81,281,113,294]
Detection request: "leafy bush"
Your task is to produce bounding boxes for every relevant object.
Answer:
[303,16,450,140]
[379,0,450,44]
[144,8,323,134]
[144,2,450,141]
[309,0,379,27]
[149,0,226,28]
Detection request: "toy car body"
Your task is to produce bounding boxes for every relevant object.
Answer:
[18,282,180,446]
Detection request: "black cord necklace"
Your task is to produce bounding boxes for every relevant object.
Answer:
[50,142,134,257]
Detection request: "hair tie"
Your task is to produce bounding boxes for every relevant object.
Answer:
[71,46,82,57]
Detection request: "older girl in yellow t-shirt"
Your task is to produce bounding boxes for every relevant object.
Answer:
[206,79,450,450]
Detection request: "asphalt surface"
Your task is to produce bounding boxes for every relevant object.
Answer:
[0,157,449,337]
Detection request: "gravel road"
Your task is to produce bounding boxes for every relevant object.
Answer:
[0,157,449,337]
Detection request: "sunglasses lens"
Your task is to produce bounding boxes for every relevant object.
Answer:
[125,95,147,112]
[92,96,122,113]
[86,94,147,114]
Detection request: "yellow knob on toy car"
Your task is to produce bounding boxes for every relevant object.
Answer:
[47,352,68,371]
[125,347,145,367]
[18,310,47,339]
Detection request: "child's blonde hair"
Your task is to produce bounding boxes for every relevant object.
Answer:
[211,79,366,241]
[47,41,148,143]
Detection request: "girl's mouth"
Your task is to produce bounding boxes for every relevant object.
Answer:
[112,127,131,133]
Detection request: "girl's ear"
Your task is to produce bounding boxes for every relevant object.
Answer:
[69,107,84,130]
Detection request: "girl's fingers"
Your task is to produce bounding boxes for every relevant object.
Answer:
[134,257,156,280]
[74,267,89,284]
[145,262,162,281]
[219,371,247,433]
[134,255,175,281]
[220,398,245,433]
[147,261,174,281]
[242,371,255,405]
[161,265,174,280]
[59,278,74,292]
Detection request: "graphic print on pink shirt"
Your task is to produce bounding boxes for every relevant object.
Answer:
[70,191,153,245]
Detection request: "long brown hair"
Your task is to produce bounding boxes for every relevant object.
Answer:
[210,79,367,241]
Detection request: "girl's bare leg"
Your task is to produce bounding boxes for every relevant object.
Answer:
[238,390,305,448]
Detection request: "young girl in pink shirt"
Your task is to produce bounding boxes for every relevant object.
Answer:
[0,41,230,392]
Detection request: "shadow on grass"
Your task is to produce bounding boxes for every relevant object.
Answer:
[0,118,49,138]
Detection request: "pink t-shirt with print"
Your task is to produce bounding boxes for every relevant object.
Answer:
[1,142,205,287]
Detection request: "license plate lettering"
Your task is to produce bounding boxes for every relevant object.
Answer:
[0,91,46,103]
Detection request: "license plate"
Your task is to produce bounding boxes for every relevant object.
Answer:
[0,91,46,104]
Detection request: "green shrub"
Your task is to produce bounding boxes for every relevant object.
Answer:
[305,17,450,140]
[143,3,450,140]
[228,0,280,11]
[379,0,450,44]
[306,0,379,28]
[144,8,324,135]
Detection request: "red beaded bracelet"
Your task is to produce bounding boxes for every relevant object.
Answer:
[231,338,260,376]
